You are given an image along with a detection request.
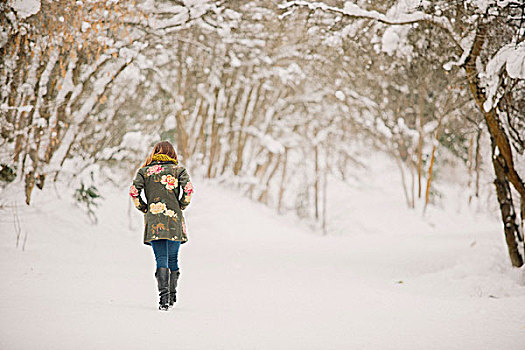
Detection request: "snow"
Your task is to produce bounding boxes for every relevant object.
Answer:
[322,33,343,48]
[503,44,525,79]
[120,131,151,151]
[229,51,242,68]
[471,0,512,12]
[276,63,305,84]
[0,26,8,49]
[163,114,176,130]
[0,103,33,112]
[423,120,439,134]
[81,21,91,32]
[246,126,285,154]
[483,42,525,111]
[9,0,40,19]
[1,153,524,349]
[375,118,392,138]
[443,31,476,71]
[281,0,449,27]
[334,90,345,101]
[261,134,285,154]
[381,26,413,60]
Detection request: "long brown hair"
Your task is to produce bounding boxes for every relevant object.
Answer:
[142,141,178,167]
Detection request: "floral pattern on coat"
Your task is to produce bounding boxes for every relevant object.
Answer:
[130,159,193,245]
[164,209,176,218]
[184,182,194,200]
[147,165,164,176]
[161,174,177,190]
[150,202,167,215]
[179,181,193,210]
[181,219,187,235]
[129,185,139,197]
[129,184,147,213]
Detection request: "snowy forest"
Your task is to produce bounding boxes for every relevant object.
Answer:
[1,0,525,348]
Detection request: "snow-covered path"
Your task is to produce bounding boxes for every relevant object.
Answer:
[1,181,524,349]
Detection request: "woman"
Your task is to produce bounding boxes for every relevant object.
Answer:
[129,141,194,311]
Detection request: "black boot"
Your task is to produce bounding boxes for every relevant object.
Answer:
[169,269,180,308]
[155,268,170,311]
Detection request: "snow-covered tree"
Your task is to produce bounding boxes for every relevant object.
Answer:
[280,0,525,266]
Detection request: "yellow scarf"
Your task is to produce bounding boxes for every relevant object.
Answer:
[152,154,178,164]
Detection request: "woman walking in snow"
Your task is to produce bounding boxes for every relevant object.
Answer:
[129,141,194,311]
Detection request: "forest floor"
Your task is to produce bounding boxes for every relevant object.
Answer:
[1,155,525,349]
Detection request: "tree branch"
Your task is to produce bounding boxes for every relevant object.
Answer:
[279,0,462,50]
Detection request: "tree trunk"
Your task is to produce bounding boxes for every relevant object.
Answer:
[24,171,35,205]
[258,154,281,204]
[463,20,525,267]
[322,159,328,235]
[314,144,319,220]
[463,22,525,200]
[207,87,222,178]
[467,134,474,204]
[417,84,425,198]
[233,84,256,176]
[423,115,443,214]
[175,109,189,162]
[491,142,524,267]
[198,102,210,164]
[474,129,481,198]
[410,160,416,209]
[395,155,412,208]
[278,147,288,214]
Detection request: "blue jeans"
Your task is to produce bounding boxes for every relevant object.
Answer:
[150,239,181,271]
